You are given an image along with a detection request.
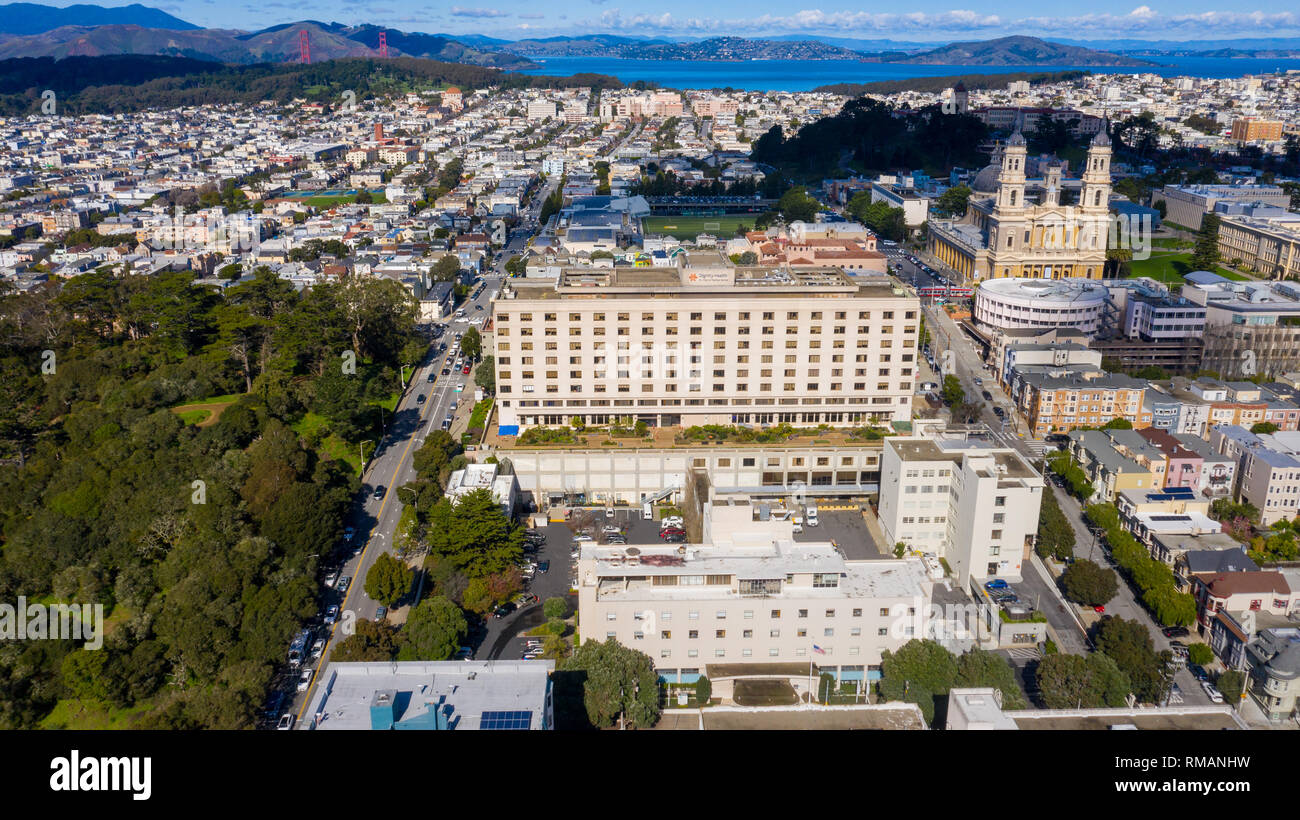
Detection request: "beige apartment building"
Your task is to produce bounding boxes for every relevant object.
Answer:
[493,256,921,431]
[1230,118,1284,142]
[576,499,934,689]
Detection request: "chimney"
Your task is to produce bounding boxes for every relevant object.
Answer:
[374,122,384,142]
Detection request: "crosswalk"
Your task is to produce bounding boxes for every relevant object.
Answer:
[1024,439,1051,458]
[1004,646,1042,661]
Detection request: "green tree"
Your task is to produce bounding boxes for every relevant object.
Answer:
[561,638,661,729]
[696,675,712,704]
[424,488,523,578]
[460,326,482,360]
[1216,669,1245,707]
[1251,422,1279,434]
[776,186,819,223]
[934,184,972,218]
[333,618,402,662]
[1061,559,1118,607]
[1191,213,1221,271]
[474,355,495,394]
[397,596,467,661]
[1094,616,1167,703]
[940,374,965,407]
[1187,643,1214,667]
[365,552,414,607]
[1037,486,1076,561]
[1036,652,1131,709]
[543,597,568,619]
[954,648,1027,709]
[877,639,958,723]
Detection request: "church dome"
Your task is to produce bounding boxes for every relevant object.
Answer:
[971,163,1002,195]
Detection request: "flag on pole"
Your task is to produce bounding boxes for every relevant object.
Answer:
[812,644,826,655]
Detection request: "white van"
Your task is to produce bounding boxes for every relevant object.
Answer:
[792,515,804,534]
[806,506,820,527]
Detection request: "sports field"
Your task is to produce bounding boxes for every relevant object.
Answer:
[642,215,752,240]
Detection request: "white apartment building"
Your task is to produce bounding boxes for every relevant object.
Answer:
[877,433,1045,587]
[493,255,921,431]
[527,99,558,122]
[576,498,934,687]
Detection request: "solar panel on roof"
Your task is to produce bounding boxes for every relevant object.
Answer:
[480,710,532,730]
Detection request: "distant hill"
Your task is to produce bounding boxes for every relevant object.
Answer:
[0,54,621,115]
[506,35,863,61]
[814,70,1091,96]
[870,36,1155,66]
[501,34,674,57]
[0,20,538,68]
[0,2,196,35]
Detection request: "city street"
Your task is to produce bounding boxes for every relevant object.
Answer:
[289,265,505,724]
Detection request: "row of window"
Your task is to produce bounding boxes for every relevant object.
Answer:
[606,606,915,620]
[502,310,917,322]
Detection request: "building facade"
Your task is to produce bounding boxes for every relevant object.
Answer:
[493,258,921,431]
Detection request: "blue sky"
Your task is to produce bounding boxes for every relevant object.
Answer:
[109,1,1300,41]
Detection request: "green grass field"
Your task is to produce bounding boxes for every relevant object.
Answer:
[643,215,752,240]
[1127,252,1248,284]
[292,412,363,475]
[39,699,152,730]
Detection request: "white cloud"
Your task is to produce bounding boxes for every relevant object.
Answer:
[450,6,509,18]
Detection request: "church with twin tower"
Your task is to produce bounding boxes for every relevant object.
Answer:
[928,118,1114,283]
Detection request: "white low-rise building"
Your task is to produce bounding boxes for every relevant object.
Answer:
[577,497,933,691]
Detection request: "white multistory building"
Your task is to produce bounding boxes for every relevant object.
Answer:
[877,432,1045,587]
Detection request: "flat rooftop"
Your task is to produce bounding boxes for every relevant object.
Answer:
[303,660,553,731]
[1011,707,1244,730]
[503,266,911,300]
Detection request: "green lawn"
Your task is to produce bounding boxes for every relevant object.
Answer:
[39,699,152,730]
[292,412,364,475]
[175,409,211,425]
[1127,252,1246,285]
[290,192,388,208]
[643,215,753,241]
[468,398,492,430]
[171,393,240,410]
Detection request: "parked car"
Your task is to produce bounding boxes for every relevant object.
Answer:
[375,606,387,621]
[324,571,339,588]
[454,647,474,661]
[337,576,351,594]
[342,526,355,543]
[537,561,549,574]
[602,524,623,534]
[276,714,294,730]
[660,527,685,538]
[1189,664,1210,682]
[984,579,1009,591]
[311,638,326,660]
[1202,681,1225,703]
[1163,626,1190,639]
[324,604,339,624]
[1093,605,1106,613]
[297,669,314,692]
[572,534,594,542]
[663,533,686,544]
[493,602,516,619]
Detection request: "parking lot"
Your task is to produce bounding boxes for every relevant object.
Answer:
[792,508,883,559]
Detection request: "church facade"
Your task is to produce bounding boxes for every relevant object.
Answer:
[928,125,1114,283]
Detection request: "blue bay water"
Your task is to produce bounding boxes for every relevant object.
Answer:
[518,55,1300,92]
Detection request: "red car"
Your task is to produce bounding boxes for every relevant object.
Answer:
[462,365,471,374]
[1093,605,1105,613]
[659,527,685,538]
